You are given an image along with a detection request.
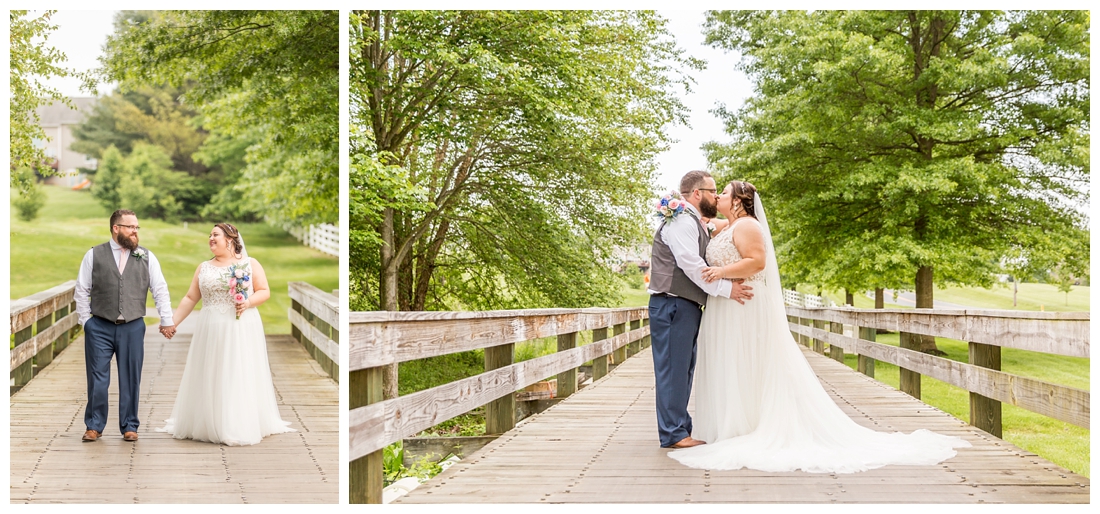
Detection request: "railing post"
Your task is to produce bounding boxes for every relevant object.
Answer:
[12,324,33,390]
[969,341,1002,438]
[53,305,71,353]
[349,366,383,503]
[812,319,826,354]
[33,312,54,376]
[627,319,641,357]
[899,332,921,399]
[485,343,515,434]
[612,322,627,365]
[799,317,811,347]
[592,327,609,380]
[857,326,876,378]
[556,332,577,399]
[641,318,650,349]
[829,321,844,363]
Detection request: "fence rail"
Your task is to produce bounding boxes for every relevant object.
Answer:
[288,223,339,257]
[10,281,80,393]
[348,307,650,503]
[288,282,339,382]
[784,305,1089,436]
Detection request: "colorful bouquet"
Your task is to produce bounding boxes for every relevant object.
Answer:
[225,262,251,320]
[654,192,684,224]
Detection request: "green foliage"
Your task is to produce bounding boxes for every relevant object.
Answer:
[91,144,203,221]
[11,169,46,221]
[382,442,445,486]
[619,265,646,290]
[703,10,1090,301]
[9,10,93,192]
[351,10,699,312]
[100,10,338,226]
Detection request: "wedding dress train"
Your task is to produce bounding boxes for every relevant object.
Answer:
[669,214,969,473]
[158,260,294,446]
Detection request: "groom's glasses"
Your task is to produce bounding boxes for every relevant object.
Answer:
[115,224,140,231]
[696,188,717,195]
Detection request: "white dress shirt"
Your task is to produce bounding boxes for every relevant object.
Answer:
[647,202,734,299]
[74,239,174,327]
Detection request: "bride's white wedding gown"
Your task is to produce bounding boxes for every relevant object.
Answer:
[158,260,295,446]
[669,218,969,473]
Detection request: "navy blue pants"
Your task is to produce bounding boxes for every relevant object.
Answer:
[83,316,145,434]
[648,294,703,447]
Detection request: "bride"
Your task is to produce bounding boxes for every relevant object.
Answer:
[157,223,295,446]
[669,181,969,473]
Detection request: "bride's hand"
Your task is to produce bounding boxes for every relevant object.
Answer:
[235,298,250,317]
[702,266,722,283]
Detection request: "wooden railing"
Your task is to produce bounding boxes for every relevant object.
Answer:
[10,281,80,394]
[347,307,651,503]
[785,306,1089,438]
[288,282,339,382]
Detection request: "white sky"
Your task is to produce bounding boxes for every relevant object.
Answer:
[36,9,750,196]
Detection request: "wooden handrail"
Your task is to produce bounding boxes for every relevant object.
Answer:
[10,281,76,334]
[349,306,649,503]
[10,281,80,391]
[287,282,339,381]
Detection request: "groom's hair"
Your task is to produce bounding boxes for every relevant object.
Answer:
[680,170,712,195]
[109,209,136,230]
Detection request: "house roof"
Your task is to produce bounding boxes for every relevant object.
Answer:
[35,97,97,126]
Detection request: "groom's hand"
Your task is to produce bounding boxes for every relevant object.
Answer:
[159,325,176,340]
[730,281,754,304]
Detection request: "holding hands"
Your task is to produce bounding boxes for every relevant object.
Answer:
[159,325,177,340]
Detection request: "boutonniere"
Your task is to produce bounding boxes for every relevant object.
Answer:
[654,192,685,224]
[706,221,716,235]
[131,249,147,260]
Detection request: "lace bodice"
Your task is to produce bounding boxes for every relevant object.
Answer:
[198,260,253,314]
[706,219,766,283]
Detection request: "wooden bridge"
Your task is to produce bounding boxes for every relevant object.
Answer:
[9,282,340,503]
[350,302,1090,503]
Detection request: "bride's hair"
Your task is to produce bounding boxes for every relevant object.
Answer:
[729,181,758,219]
[215,223,243,256]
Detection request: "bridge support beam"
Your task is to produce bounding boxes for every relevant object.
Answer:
[557,332,577,399]
[969,342,1002,438]
[592,328,609,380]
[349,367,384,504]
[485,343,516,434]
[857,326,876,378]
[899,332,921,399]
[829,321,844,363]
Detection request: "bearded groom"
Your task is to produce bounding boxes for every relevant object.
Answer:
[74,209,176,442]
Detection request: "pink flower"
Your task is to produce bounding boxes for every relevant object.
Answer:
[668,199,681,210]
[234,293,245,303]
[229,278,237,289]
[234,269,245,278]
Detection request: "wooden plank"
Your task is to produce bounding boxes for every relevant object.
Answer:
[788,323,1089,428]
[349,366,383,504]
[969,342,1002,438]
[785,306,1088,358]
[288,308,339,365]
[899,331,921,399]
[813,319,826,354]
[287,281,338,330]
[592,327,609,380]
[10,281,76,333]
[830,321,845,363]
[557,332,578,399]
[10,311,78,371]
[348,307,648,370]
[348,325,648,461]
[857,326,876,378]
[485,343,515,435]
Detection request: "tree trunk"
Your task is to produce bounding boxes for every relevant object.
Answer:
[380,207,400,399]
[914,265,944,355]
[1013,278,1017,307]
[875,288,889,334]
[844,289,854,306]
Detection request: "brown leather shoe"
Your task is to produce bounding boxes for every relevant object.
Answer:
[123,431,138,442]
[670,436,706,449]
[82,429,99,442]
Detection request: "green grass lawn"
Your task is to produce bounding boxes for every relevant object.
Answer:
[10,186,338,335]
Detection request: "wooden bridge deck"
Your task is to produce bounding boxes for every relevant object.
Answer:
[396,345,1089,504]
[9,315,338,503]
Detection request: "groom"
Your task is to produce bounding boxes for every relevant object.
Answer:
[74,209,176,442]
[648,170,753,448]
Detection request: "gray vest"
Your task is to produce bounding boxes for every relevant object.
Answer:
[90,242,151,323]
[650,209,710,306]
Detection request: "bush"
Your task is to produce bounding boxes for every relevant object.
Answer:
[11,169,46,221]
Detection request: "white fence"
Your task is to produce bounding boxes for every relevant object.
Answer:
[289,223,339,257]
[783,289,837,308]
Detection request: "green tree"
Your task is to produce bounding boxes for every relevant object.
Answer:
[91,143,201,221]
[10,168,47,221]
[91,146,125,211]
[99,10,338,226]
[352,10,697,397]
[704,10,1089,353]
[9,10,92,193]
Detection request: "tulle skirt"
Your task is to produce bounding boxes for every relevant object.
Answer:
[158,306,295,446]
[670,284,970,473]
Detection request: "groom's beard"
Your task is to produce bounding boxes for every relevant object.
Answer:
[116,232,138,251]
[699,197,718,218]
